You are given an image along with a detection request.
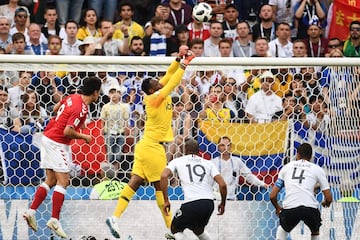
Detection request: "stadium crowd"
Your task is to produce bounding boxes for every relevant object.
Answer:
[0,0,359,186]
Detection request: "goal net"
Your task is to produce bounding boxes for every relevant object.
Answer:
[0,55,359,240]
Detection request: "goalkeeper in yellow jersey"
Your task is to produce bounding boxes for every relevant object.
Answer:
[106,46,196,239]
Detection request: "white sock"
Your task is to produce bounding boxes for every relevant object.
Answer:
[198,231,211,240]
[276,225,287,240]
[311,235,320,240]
[173,232,185,240]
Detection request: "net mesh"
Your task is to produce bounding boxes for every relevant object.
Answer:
[0,57,359,240]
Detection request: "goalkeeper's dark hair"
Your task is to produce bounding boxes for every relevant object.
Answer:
[297,143,312,160]
[141,77,153,95]
[80,76,102,96]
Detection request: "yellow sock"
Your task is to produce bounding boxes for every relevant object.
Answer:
[113,184,135,218]
[156,191,172,228]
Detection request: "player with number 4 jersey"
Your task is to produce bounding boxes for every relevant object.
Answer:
[23,77,102,238]
[270,143,332,240]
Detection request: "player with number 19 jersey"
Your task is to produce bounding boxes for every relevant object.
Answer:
[166,154,220,203]
[44,94,88,145]
[276,160,330,209]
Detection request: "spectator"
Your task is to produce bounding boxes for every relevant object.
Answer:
[327,48,343,58]
[10,7,29,36]
[300,67,321,97]
[8,71,32,110]
[202,0,231,22]
[100,86,130,170]
[199,84,233,122]
[29,71,63,114]
[98,71,120,98]
[132,0,161,27]
[304,16,328,57]
[12,89,48,134]
[269,0,297,38]
[187,16,211,41]
[88,0,117,23]
[56,0,85,28]
[219,39,245,86]
[174,24,190,50]
[166,0,193,27]
[268,22,293,58]
[221,3,239,40]
[27,23,48,55]
[125,87,144,140]
[61,72,83,96]
[218,38,232,58]
[113,2,145,41]
[245,71,283,123]
[301,95,330,134]
[0,1,30,28]
[77,8,100,41]
[251,4,277,42]
[203,21,223,57]
[343,20,360,57]
[280,94,300,121]
[325,37,343,57]
[0,85,15,130]
[89,162,124,200]
[144,3,170,36]
[233,21,255,58]
[188,37,204,57]
[149,16,167,56]
[222,77,246,122]
[289,73,309,114]
[272,68,293,97]
[41,6,60,39]
[294,0,327,40]
[189,69,223,97]
[292,39,308,57]
[253,37,270,57]
[163,20,178,56]
[128,36,145,56]
[11,32,32,55]
[0,16,13,54]
[167,96,192,161]
[233,0,265,27]
[60,20,81,56]
[47,35,62,55]
[97,19,129,56]
[78,36,100,56]
[212,136,268,200]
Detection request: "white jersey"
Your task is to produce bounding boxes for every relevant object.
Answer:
[166,154,220,203]
[278,160,330,209]
[212,156,265,200]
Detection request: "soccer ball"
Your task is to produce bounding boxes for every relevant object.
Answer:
[192,2,213,23]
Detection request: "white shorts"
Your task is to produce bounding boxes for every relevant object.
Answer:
[40,135,72,173]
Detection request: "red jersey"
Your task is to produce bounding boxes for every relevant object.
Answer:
[44,94,88,145]
[187,22,210,41]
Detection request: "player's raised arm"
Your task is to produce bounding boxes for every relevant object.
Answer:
[159,51,195,99]
[159,45,189,86]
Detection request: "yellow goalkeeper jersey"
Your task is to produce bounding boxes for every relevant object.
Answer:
[142,61,184,143]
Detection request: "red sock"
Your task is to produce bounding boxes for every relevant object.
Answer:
[30,184,49,210]
[52,186,66,219]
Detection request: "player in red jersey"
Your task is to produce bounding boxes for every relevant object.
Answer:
[23,76,102,238]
